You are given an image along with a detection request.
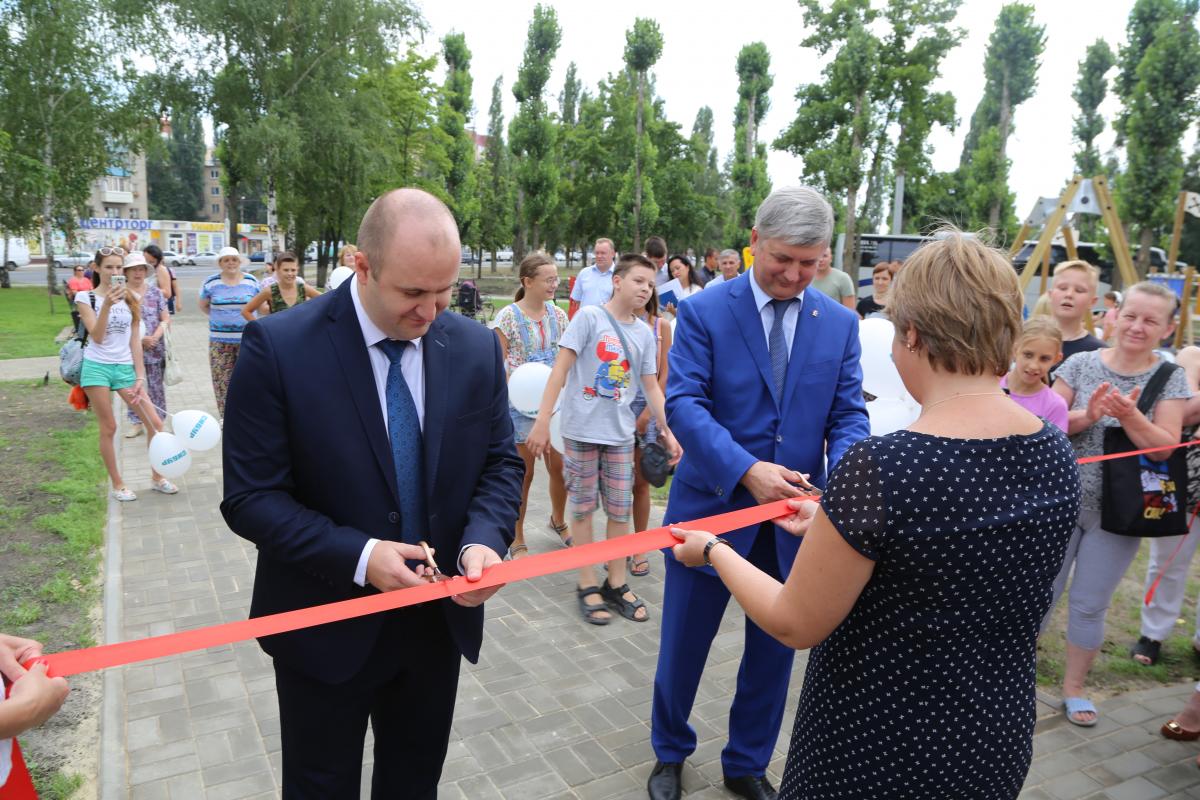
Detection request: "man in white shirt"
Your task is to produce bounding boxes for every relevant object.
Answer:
[570,237,616,308]
[706,249,743,287]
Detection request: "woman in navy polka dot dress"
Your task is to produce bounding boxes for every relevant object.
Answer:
[671,232,1080,799]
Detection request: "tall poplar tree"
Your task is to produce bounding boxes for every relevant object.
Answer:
[732,43,772,246]
[1117,0,1200,273]
[958,3,1045,232]
[509,4,562,257]
[478,77,512,273]
[623,18,664,250]
[438,32,479,246]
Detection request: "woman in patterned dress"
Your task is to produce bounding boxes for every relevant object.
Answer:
[493,252,571,558]
[671,231,1080,799]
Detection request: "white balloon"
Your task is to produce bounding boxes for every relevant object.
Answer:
[509,362,553,416]
[858,317,906,399]
[549,411,566,454]
[328,266,354,290]
[868,397,919,437]
[148,432,193,478]
[172,409,222,451]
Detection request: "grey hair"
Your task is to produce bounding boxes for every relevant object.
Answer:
[1123,281,1179,312]
[719,249,740,259]
[754,185,834,247]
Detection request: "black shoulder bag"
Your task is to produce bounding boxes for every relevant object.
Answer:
[1101,362,1189,537]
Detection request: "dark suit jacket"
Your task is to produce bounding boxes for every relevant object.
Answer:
[664,273,870,577]
[220,282,523,684]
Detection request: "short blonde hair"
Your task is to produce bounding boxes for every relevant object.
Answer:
[1052,259,1099,292]
[1030,293,1052,318]
[337,243,359,264]
[888,230,1023,377]
[1017,317,1063,349]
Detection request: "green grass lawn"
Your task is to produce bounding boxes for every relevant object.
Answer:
[0,287,74,360]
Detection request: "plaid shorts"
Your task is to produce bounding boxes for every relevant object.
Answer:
[563,438,635,522]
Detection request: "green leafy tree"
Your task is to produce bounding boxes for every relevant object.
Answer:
[1070,40,1115,241]
[731,42,773,246]
[509,4,562,257]
[872,0,962,234]
[623,18,664,250]
[958,3,1045,232]
[148,109,205,220]
[776,2,878,267]
[1072,40,1115,177]
[1116,0,1200,274]
[171,0,419,280]
[438,32,479,247]
[0,0,148,293]
[0,131,48,288]
[477,76,513,273]
[691,107,730,246]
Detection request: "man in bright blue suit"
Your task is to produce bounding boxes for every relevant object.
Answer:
[647,186,870,800]
[221,189,523,799]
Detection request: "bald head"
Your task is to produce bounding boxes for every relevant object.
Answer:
[357,188,460,278]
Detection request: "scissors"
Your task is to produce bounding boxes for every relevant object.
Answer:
[418,541,448,583]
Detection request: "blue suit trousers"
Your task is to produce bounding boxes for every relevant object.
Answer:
[650,523,796,776]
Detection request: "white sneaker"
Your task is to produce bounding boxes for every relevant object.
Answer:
[111,487,137,502]
[151,479,179,495]
[124,426,144,438]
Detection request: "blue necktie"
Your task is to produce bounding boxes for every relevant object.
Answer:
[768,298,796,398]
[378,339,425,545]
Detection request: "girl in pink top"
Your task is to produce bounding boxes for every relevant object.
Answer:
[1002,318,1070,431]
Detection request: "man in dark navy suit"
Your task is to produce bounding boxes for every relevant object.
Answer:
[221,188,523,799]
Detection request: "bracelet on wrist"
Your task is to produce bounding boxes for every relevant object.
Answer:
[703,537,733,567]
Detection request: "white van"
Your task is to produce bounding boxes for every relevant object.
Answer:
[1,238,31,269]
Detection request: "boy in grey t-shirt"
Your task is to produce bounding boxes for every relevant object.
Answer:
[528,255,680,627]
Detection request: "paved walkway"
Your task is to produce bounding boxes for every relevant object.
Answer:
[98,277,1200,799]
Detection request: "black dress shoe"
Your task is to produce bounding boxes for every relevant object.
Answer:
[647,760,683,800]
[723,773,778,800]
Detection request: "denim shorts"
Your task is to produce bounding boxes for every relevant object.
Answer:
[509,405,535,444]
[80,359,137,390]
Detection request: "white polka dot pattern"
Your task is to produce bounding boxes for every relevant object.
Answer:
[779,424,1081,799]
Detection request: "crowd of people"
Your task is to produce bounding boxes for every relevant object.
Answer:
[11,182,1200,800]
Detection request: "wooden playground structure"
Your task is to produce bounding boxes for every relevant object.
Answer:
[1012,175,1199,349]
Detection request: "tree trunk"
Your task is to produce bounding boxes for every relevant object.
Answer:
[266,175,281,260]
[745,95,756,161]
[988,76,1013,232]
[1,235,10,289]
[842,95,865,272]
[1137,226,1153,278]
[634,72,645,252]
[42,195,57,295]
[514,188,527,262]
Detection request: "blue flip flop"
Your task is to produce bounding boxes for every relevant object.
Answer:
[1063,696,1098,727]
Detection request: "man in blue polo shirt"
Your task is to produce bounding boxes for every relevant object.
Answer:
[570,237,616,308]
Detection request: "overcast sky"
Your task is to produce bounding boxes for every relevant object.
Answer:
[412,0,1165,231]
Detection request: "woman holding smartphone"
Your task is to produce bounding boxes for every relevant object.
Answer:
[75,248,177,501]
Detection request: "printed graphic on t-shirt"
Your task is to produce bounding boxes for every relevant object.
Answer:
[583,335,631,402]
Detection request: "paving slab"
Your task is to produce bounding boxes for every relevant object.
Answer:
[95,274,1200,798]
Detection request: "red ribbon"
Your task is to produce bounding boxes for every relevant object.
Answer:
[24,436,1200,679]
[35,500,798,678]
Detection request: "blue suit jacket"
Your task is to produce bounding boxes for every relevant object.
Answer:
[220,282,523,683]
[664,273,870,576]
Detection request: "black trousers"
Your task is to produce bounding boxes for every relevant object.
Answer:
[274,603,462,799]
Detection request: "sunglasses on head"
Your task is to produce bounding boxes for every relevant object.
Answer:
[98,246,126,257]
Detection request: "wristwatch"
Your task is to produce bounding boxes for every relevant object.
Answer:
[703,537,733,567]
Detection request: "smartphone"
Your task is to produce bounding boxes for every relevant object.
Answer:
[111,275,126,288]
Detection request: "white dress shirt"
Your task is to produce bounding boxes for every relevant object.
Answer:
[569,264,615,307]
[746,268,804,356]
[351,278,426,587]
